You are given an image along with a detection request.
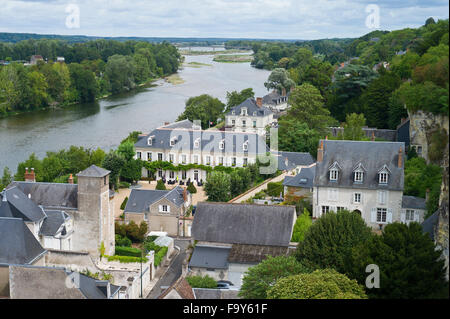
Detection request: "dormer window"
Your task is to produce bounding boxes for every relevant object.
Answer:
[328,162,341,181]
[253,111,257,116]
[378,165,390,184]
[353,163,365,183]
[241,108,247,116]
[147,136,155,146]
[231,111,235,115]
[194,138,200,148]
[219,139,225,150]
[170,137,177,146]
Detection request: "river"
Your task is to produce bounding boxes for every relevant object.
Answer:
[0,49,270,173]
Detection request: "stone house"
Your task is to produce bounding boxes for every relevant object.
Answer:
[189,202,296,289]
[5,165,115,257]
[274,151,315,175]
[224,98,274,137]
[134,120,269,183]
[283,165,316,202]
[312,139,427,230]
[262,88,290,112]
[124,186,191,237]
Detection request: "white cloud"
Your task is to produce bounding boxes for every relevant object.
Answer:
[0,0,448,39]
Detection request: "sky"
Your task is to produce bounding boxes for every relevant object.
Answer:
[0,0,449,40]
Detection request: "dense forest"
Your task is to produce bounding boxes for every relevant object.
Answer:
[0,39,181,116]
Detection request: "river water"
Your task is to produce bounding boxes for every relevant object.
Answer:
[0,49,270,173]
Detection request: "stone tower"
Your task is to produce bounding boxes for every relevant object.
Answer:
[74,165,115,257]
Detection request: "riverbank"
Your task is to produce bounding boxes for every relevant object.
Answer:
[179,49,250,56]
[213,54,254,63]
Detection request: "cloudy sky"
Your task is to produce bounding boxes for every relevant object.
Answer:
[0,0,448,40]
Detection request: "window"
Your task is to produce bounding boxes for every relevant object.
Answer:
[242,120,246,127]
[219,140,225,150]
[231,111,235,115]
[194,138,200,148]
[206,156,211,165]
[193,155,199,164]
[231,120,235,126]
[406,209,415,221]
[243,141,248,151]
[379,172,388,184]
[147,152,152,162]
[321,206,330,214]
[376,208,387,223]
[158,153,163,161]
[232,157,236,166]
[147,137,153,146]
[144,213,148,221]
[354,171,363,182]
[253,120,257,128]
[181,154,187,164]
[253,111,257,116]
[243,158,248,166]
[136,152,142,160]
[169,154,174,163]
[169,171,175,179]
[170,138,177,146]
[158,170,163,178]
[160,205,168,213]
[182,171,186,179]
[218,157,224,165]
[241,108,247,116]
[378,190,387,205]
[330,169,338,181]
[354,193,362,204]
[336,207,346,212]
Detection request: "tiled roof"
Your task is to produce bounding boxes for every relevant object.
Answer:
[77,165,110,178]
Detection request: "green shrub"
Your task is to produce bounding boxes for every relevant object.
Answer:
[291,209,313,243]
[120,196,128,210]
[115,234,132,247]
[106,255,148,263]
[119,181,131,188]
[187,182,197,194]
[267,182,283,197]
[154,246,168,267]
[115,221,148,243]
[115,246,142,257]
[186,275,217,288]
[156,179,166,190]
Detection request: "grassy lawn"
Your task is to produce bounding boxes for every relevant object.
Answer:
[213,54,254,63]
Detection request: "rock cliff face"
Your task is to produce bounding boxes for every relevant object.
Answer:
[410,110,449,279]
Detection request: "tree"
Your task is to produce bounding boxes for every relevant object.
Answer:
[105,54,136,94]
[225,88,255,113]
[68,63,98,103]
[187,181,197,194]
[239,256,311,299]
[349,222,448,299]
[267,269,367,299]
[287,83,336,134]
[120,159,142,183]
[117,141,135,161]
[277,119,322,157]
[101,151,125,190]
[186,275,217,288]
[295,210,373,275]
[204,171,231,202]
[155,179,166,190]
[340,113,366,140]
[177,94,225,129]
[291,209,313,243]
[264,68,295,94]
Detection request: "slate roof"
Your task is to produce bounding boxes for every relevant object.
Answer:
[283,166,315,188]
[227,98,273,117]
[40,210,70,236]
[422,211,439,241]
[0,187,46,222]
[124,186,187,213]
[314,140,405,191]
[402,195,426,210]
[262,90,289,106]
[73,272,121,299]
[0,217,46,265]
[77,165,110,178]
[189,245,231,269]
[135,123,269,154]
[7,181,78,210]
[161,119,196,129]
[227,244,289,264]
[273,151,315,171]
[192,202,295,246]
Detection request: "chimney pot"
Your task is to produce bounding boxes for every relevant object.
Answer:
[317,140,324,163]
[68,174,74,184]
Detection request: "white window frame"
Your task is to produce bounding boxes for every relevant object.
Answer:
[181,154,187,164]
[231,157,237,166]
[193,154,199,164]
[405,209,415,221]
[147,152,152,162]
[321,206,330,214]
[218,157,224,165]
[205,155,211,165]
[158,153,163,161]
[376,208,387,223]
[169,153,175,163]
[354,193,362,204]
[378,190,388,205]
[243,158,248,166]
[219,140,225,150]
[379,172,388,184]
[169,171,175,179]
[147,137,153,146]
[243,141,248,151]
[136,152,142,160]
[330,169,339,181]
[194,138,200,149]
[354,171,363,182]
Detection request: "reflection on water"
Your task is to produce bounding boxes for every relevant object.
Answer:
[0,49,270,172]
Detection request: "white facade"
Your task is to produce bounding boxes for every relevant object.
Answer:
[313,186,405,229]
[225,111,273,136]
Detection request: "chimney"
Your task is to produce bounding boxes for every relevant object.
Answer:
[371,131,375,141]
[256,97,262,108]
[164,121,170,126]
[68,174,74,184]
[282,87,286,97]
[24,167,36,182]
[398,147,403,168]
[317,140,324,162]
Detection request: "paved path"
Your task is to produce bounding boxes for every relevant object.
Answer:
[229,172,288,203]
[146,239,190,299]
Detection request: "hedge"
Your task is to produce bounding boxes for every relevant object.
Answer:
[106,255,148,263]
[115,245,143,257]
[120,197,128,210]
[115,234,132,247]
[154,246,168,267]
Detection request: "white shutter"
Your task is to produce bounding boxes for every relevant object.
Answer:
[167,205,171,213]
[158,205,162,213]
[387,208,393,223]
[371,208,377,223]
[414,211,420,222]
[400,212,406,223]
